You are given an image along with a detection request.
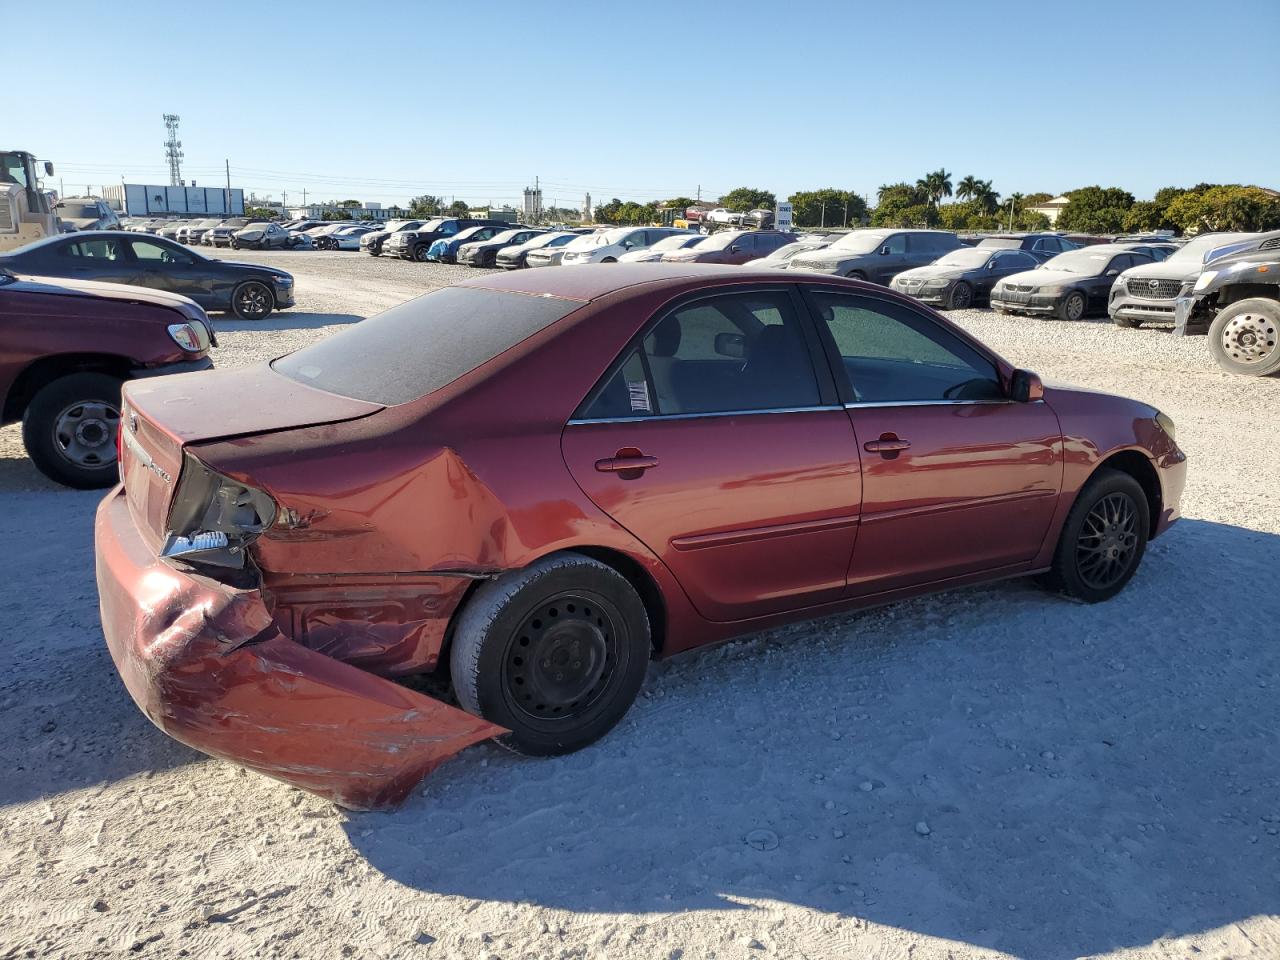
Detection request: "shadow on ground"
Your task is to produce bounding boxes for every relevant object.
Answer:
[211,310,363,334]
[345,519,1280,959]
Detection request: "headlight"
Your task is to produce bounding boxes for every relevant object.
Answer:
[1155,411,1176,441]
[922,279,950,289]
[1193,270,1218,292]
[273,276,293,286]
[167,321,210,352]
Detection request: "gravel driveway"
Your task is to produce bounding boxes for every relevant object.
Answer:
[1,249,1277,960]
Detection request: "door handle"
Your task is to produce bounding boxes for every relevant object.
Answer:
[863,435,911,454]
[595,450,659,474]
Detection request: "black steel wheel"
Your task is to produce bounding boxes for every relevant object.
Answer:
[21,372,123,489]
[450,553,651,756]
[413,243,431,262]
[1041,468,1149,603]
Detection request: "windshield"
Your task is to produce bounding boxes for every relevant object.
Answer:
[489,229,523,243]
[1166,232,1253,264]
[56,202,98,219]
[935,248,993,268]
[699,232,743,251]
[1042,249,1112,273]
[454,227,485,241]
[830,231,891,253]
[421,219,445,231]
[0,153,31,189]
[274,287,583,405]
[567,231,616,251]
[222,218,248,228]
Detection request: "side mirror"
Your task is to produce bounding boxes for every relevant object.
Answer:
[714,332,747,359]
[880,246,891,255]
[729,244,741,253]
[1106,268,1120,277]
[1011,369,1044,403]
[44,161,54,176]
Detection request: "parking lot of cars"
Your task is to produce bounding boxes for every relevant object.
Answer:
[2,243,1277,959]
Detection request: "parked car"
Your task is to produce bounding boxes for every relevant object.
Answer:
[425,224,509,263]
[788,229,963,283]
[992,245,1156,321]
[1108,232,1262,329]
[754,236,833,269]
[55,197,120,232]
[0,268,212,487]
[0,231,296,320]
[205,218,254,248]
[561,227,692,265]
[742,208,775,229]
[178,218,221,245]
[232,222,296,250]
[617,233,707,263]
[315,225,377,251]
[660,229,795,265]
[704,208,742,226]
[525,236,584,268]
[1175,239,1280,376]
[458,228,546,268]
[360,219,429,256]
[95,264,1185,809]
[891,246,1041,309]
[158,220,193,241]
[385,218,513,262]
[293,223,342,249]
[975,233,1078,264]
[496,231,582,269]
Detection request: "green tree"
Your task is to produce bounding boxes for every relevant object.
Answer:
[1167,185,1280,232]
[661,196,698,213]
[408,195,443,218]
[336,200,361,208]
[1021,191,1054,207]
[1055,186,1135,234]
[321,210,353,221]
[972,179,1000,214]
[594,198,623,224]
[955,175,980,202]
[719,187,776,212]
[244,206,278,219]
[446,200,470,217]
[916,169,953,208]
[787,189,867,228]
[870,182,929,227]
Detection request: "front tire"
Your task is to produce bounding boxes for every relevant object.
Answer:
[450,553,651,757]
[413,244,431,262]
[1208,298,1280,377]
[1059,291,1087,322]
[231,280,275,320]
[22,373,123,489]
[946,281,973,310]
[1041,468,1149,603]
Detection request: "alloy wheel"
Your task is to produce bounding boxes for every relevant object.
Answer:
[502,592,620,722]
[236,283,271,319]
[1064,293,1085,321]
[1075,492,1139,590]
[1220,310,1278,366]
[53,400,119,468]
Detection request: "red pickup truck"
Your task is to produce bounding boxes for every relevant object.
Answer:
[1,269,213,488]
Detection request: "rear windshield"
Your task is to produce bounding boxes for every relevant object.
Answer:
[273,287,582,405]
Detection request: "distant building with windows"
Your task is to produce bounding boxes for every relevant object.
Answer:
[1028,195,1071,226]
[285,201,405,221]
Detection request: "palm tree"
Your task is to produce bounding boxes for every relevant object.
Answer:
[956,175,979,202]
[974,179,1000,215]
[916,169,954,208]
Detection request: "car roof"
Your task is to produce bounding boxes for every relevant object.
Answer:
[456,262,855,303]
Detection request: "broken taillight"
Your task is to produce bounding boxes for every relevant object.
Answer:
[162,452,276,569]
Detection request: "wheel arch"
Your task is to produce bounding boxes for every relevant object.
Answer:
[2,353,134,425]
[1092,449,1162,539]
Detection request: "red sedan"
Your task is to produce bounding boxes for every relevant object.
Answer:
[95,265,1186,808]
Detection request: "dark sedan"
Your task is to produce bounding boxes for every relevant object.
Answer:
[458,228,546,268]
[891,247,1040,309]
[0,231,295,320]
[992,245,1156,321]
[495,231,581,269]
[975,233,1078,264]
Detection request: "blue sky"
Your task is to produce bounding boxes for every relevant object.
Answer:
[17,0,1280,208]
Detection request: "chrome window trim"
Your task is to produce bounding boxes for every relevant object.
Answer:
[567,405,843,426]
[843,399,1036,409]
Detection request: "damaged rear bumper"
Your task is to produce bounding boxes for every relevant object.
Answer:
[94,488,503,809]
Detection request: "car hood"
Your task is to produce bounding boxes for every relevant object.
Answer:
[895,265,969,282]
[1002,268,1085,287]
[1,273,204,315]
[1117,258,1201,281]
[214,260,292,281]
[791,249,862,266]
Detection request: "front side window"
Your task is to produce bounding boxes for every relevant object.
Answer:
[810,292,1003,404]
[130,239,193,264]
[884,234,908,255]
[59,238,121,260]
[580,291,820,419]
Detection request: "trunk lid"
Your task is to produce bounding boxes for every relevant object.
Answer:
[120,364,382,545]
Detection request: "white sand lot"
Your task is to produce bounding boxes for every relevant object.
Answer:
[1,249,1277,959]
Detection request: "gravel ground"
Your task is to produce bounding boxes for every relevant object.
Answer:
[1,250,1277,960]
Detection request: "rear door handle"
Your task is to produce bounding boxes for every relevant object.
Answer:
[595,455,659,473]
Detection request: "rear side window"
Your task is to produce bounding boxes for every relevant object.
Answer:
[274,287,581,405]
[59,238,121,260]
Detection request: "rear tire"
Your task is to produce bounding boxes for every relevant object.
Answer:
[450,553,651,757]
[1208,298,1280,377]
[22,372,123,489]
[1040,468,1149,603]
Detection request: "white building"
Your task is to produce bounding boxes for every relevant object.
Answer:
[286,201,403,222]
[1028,195,1071,226]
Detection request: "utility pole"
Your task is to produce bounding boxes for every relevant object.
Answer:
[302,188,307,207]
[696,184,701,202]
[224,158,231,214]
[820,201,826,228]
[843,201,849,227]
[282,190,288,216]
